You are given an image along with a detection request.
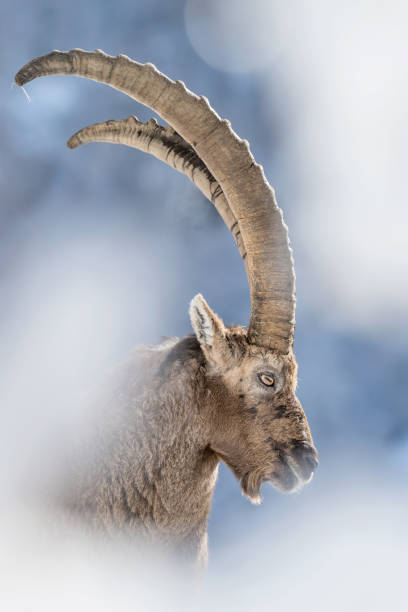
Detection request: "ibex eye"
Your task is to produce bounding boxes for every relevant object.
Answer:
[258,372,275,387]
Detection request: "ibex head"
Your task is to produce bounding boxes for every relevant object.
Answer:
[15,49,317,503]
[190,293,316,502]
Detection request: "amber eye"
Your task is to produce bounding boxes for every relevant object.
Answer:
[258,372,275,387]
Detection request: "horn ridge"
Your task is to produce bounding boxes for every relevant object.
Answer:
[67,116,247,261]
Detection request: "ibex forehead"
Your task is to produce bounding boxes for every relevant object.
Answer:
[234,339,297,369]
[221,341,298,392]
[242,350,285,372]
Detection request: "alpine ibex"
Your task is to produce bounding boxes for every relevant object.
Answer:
[15,50,318,566]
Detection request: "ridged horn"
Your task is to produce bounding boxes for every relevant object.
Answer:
[15,49,295,353]
[67,116,246,260]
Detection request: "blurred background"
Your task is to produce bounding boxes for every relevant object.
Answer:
[1,1,407,610]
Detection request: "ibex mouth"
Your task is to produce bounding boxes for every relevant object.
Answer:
[269,458,301,493]
[240,445,318,502]
[272,446,318,493]
[241,461,301,501]
[288,442,318,483]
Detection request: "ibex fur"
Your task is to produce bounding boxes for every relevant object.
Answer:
[15,50,318,567]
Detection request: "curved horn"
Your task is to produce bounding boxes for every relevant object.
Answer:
[67,116,246,260]
[15,49,295,353]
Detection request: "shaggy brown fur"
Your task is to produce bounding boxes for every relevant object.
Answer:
[57,295,317,567]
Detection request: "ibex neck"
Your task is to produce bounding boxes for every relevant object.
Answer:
[130,337,219,546]
[64,336,218,562]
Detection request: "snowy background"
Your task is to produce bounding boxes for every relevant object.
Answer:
[1,1,407,610]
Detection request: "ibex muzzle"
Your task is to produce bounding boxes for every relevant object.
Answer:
[15,50,318,565]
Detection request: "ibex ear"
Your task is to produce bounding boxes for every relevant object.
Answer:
[189,294,228,362]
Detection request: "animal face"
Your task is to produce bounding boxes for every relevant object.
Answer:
[190,294,318,503]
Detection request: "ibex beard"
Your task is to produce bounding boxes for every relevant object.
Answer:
[15,49,318,567]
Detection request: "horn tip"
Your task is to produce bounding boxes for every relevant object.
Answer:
[14,49,64,86]
[14,72,25,86]
[67,134,80,149]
